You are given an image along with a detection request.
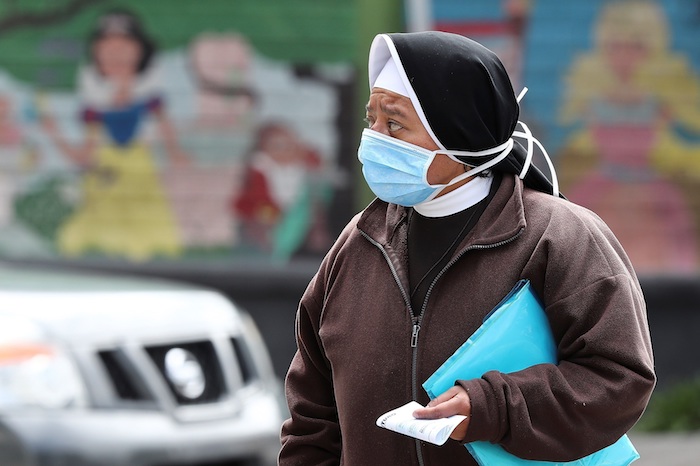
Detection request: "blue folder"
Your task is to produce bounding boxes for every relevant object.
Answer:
[422,280,639,466]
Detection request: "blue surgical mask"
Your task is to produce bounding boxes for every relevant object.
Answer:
[357,129,514,206]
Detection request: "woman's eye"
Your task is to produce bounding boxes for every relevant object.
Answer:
[388,121,403,132]
[363,117,373,128]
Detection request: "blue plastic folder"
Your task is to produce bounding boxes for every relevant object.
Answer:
[422,280,639,466]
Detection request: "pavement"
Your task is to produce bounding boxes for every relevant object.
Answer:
[628,432,700,465]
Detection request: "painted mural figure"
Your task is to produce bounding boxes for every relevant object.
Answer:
[0,95,27,227]
[232,122,331,260]
[189,32,256,130]
[559,0,700,273]
[42,9,187,261]
[156,32,258,252]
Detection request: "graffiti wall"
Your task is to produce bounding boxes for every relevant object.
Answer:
[0,1,356,265]
[434,0,700,275]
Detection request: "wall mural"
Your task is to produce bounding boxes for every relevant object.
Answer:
[0,3,354,265]
[557,0,700,274]
[435,0,700,275]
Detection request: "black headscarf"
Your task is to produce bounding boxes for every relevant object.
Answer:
[370,31,559,197]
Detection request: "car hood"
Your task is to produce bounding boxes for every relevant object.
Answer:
[0,266,244,346]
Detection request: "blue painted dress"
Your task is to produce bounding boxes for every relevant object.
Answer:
[58,68,182,261]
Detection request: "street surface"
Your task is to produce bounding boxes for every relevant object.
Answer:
[629,432,700,466]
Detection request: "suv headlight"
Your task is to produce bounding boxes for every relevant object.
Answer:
[0,316,87,410]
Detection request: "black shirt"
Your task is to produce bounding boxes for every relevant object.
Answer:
[408,174,501,315]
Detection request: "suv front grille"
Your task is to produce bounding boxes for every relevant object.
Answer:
[98,349,153,401]
[230,337,257,385]
[96,335,259,408]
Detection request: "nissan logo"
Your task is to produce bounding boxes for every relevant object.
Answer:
[164,348,206,400]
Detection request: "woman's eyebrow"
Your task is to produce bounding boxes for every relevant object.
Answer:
[364,101,408,118]
[381,102,407,118]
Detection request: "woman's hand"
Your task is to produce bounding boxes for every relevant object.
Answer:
[412,385,472,441]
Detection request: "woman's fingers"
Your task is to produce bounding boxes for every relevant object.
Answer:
[412,386,470,419]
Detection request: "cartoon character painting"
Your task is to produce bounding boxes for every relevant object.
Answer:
[0,95,37,229]
[42,9,188,261]
[232,122,331,260]
[558,0,700,273]
[156,32,258,253]
[0,2,351,265]
[188,32,256,130]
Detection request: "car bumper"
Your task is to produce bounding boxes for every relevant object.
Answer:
[0,392,283,466]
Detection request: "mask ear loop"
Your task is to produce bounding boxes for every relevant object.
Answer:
[513,88,560,197]
[428,139,514,188]
[441,139,513,163]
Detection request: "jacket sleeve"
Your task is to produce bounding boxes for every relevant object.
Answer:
[279,273,341,466]
[458,209,656,461]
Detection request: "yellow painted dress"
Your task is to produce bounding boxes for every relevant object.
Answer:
[58,141,181,261]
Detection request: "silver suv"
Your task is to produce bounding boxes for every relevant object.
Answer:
[0,264,285,466]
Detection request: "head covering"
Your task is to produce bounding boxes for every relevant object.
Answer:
[368,31,560,197]
[374,58,409,98]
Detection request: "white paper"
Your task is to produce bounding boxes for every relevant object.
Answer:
[375,401,467,446]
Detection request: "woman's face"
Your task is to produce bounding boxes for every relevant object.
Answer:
[93,34,142,79]
[365,87,467,187]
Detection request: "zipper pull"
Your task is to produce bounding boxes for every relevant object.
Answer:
[411,323,421,348]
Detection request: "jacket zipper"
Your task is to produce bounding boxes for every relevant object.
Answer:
[360,230,425,465]
[411,228,523,466]
[359,230,414,314]
[411,227,525,391]
[361,227,523,466]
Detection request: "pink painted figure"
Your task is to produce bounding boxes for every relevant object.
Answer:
[559,0,700,273]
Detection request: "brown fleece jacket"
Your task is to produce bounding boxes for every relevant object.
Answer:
[279,174,655,466]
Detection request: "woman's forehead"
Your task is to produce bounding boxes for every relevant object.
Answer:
[367,88,417,116]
